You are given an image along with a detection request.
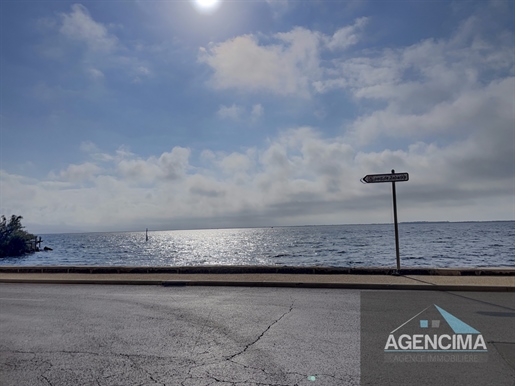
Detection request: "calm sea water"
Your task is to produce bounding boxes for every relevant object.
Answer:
[1,222,513,268]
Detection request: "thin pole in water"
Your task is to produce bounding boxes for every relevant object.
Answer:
[146,228,149,242]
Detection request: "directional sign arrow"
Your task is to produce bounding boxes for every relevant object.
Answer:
[362,172,409,183]
[361,169,409,271]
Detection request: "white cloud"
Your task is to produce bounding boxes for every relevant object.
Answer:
[157,147,191,180]
[47,145,192,186]
[199,19,368,97]
[4,3,513,232]
[217,104,245,121]
[326,17,368,51]
[199,2,512,142]
[199,34,307,96]
[55,162,102,183]
[131,65,153,82]
[87,68,104,80]
[37,4,153,85]
[59,4,118,52]
[219,152,254,174]
[310,10,514,146]
[1,120,513,232]
[200,149,256,176]
[79,140,100,153]
[116,158,162,183]
[347,77,514,144]
[217,103,264,122]
[199,27,323,97]
[112,146,191,182]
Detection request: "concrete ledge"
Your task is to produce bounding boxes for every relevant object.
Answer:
[0,265,514,276]
[0,278,160,285]
[161,280,515,292]
[0,277,512,291]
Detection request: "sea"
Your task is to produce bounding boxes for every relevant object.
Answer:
[0,222,513,268]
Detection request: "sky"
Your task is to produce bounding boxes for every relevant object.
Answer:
[0,0,514,233]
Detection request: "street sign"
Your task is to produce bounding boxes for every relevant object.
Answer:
[362,172,409,183]
[362,170,409,272]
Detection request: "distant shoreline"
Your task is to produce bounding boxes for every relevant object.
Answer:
[31,220,514,235]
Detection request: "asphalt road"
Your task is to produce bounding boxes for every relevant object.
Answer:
[0,284,360,386]
[0,284,513,386]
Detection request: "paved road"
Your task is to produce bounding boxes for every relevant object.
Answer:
[0,284,514,385]
[0,284,360,386]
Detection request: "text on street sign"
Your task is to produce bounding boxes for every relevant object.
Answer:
[362,173,409,183]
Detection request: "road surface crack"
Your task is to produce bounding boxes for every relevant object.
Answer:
[227,301,295,360]
[40,374,53,386]
[120,353,166,386]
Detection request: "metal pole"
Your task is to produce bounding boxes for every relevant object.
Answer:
[391,169,401,271]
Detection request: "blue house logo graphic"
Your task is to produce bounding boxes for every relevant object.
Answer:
[384,305,488,354]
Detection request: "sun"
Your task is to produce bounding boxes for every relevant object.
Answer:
[196,0,218,7]
[194,0,220,12]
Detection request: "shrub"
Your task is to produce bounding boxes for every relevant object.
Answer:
[0,215,36,258]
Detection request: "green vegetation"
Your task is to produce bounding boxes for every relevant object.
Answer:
[0,215,36,258]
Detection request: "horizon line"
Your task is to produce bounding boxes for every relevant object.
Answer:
[32,219,514,235]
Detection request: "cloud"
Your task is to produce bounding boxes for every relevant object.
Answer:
[199,26,327,97]
[116,158,162,183]
[347,77,514,144]
[34,4,154,85]
[157,147,191,180]
[79,140,100,153]
[217,103,264,122]
[309,9,514,147]
[3,2,513,232]
[199,34,308,96]
[217,104,245,121]
[114,146,191,182]
[87,68,104,80]
[131,65,152,83]
[326,17,368,51]
[219,152,254,174]
[199,18,369,97]
[1,119,513,232]
[59,4,118,52]
[54,162,102,183]
[199,0,512,145]
[201,149,256,176]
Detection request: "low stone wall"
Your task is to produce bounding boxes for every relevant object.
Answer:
[0,265,513,276]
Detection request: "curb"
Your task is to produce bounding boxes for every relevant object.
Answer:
[0,278,513,291]
[0,265,514,276]
[161,280,515,292]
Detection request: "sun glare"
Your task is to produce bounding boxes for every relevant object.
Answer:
[194,0,220,12]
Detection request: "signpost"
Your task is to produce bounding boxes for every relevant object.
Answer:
[362,172,409,184]
[361,170,409,272]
